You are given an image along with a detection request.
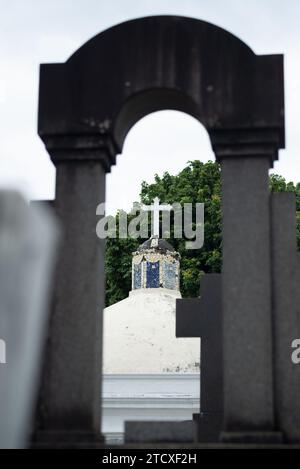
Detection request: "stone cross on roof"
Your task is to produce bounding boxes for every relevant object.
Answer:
[142,197,173,237]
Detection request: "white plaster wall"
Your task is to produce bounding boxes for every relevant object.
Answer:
[103,288,200,373]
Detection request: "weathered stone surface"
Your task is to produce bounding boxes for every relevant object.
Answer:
[0,192,58,448]
[176,274,223,441]
[34,160,106,447]
[221,431,283,444]
[219,156,275,435]
[193,413,223,443]
[271,193,300,442]
[125,421,196,443]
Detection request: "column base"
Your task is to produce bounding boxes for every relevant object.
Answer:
[220,431,283,444]
[193,412,223,443]
[31,431,105,449]
[124,421,197,444]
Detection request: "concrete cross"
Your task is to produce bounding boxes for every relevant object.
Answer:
[176,273,223,442]
[142,197,173,237]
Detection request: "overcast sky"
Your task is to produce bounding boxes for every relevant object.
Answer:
[0,0,299,214]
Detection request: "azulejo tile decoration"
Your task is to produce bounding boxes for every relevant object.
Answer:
[132,244,180,291]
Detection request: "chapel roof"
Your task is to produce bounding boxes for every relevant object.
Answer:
[137,236,175,253]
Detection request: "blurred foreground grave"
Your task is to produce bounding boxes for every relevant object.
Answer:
[0,192,59,448]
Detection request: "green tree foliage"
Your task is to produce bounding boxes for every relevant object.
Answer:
[269,173,300,251]
[105,162,300,306]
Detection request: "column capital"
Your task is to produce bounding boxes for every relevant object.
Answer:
[209,129,282,167]
[41,133,118,173]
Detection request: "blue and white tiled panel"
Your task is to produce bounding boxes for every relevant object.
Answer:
[164,260,177,290]
[133,264,142,289]
[146,261,160,288]
[133,258,179,291]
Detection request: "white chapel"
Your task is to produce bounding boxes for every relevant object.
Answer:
[102,235,200,444]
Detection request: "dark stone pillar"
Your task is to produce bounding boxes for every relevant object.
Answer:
[34,136,116,448]
[212,134,280,442]
[271,193,300,442]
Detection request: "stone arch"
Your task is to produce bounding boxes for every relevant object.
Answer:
[39,15,284,164]
[36,15,285,446]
